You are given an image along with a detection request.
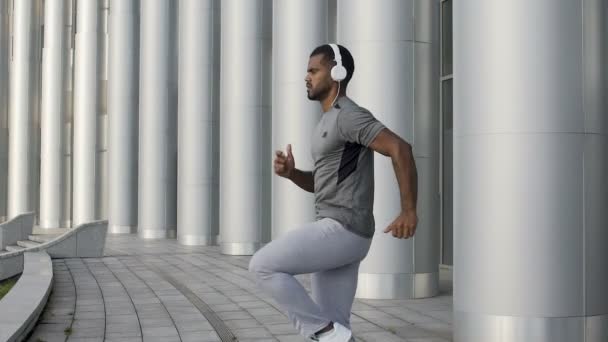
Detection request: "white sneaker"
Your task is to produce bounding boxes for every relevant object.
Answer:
[312,322,353,342]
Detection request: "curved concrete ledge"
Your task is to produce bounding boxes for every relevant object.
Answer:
[0,251,53,342]
[0,220,108,280]
[0,212,36,251]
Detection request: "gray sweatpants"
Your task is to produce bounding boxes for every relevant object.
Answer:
[248,218,372,337]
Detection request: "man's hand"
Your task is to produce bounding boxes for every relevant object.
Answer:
[383,209,418,239]
[274,144,295,179]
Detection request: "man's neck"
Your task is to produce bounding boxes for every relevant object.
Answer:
[321,93,345,112]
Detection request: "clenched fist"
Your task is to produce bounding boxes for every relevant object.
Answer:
[274,144,295,179]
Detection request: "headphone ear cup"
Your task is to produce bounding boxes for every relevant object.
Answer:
[331,65,347,82]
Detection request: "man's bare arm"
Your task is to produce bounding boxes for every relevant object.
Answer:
[368,128,418,239]
[274,144,315,193]
[289,169,314,193]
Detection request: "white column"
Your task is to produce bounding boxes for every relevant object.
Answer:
[7,0,36,219]
[271,0,328,238]
[337,0,441,299]
[454,0,608,340]
[0,1,9,221]
[177,0,219,245]
[72,0,99,226]
[39,0,66,229]
[220,0,272,255]
[62,0,75,228]
[138,0,178,239]
[107,0,139,234]
[96,0,109,220]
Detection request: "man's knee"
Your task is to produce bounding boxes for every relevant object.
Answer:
[248,251,267,275]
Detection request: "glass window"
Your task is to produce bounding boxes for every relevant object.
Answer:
[441,0,453,76]
[441,78,453,266]
[442,78,453,130]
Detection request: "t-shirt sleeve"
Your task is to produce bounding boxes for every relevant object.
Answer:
[336,109,386,147]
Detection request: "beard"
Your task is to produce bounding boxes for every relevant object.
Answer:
[307,89,318,100]
[306,84,330,101]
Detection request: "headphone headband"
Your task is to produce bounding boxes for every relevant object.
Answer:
[329,43,342,64]
[328,43,347,82]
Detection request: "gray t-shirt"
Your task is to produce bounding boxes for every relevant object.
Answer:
[311,96,386,238]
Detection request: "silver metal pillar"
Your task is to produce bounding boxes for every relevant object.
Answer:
[62,0,75,228]
[138,0,178,239]
[177,0,219,245]
[0,1,9,221]
[96,0,109,221]
[219,0,272,255]
[72,0,99,226]
[107,0,139,234]
[39,0,66,229]
[7,0,36,219]
[271,0,328,239]
[453,1,608,341]
[337,0,440,299]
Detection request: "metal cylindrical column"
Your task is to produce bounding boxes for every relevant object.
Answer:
[72,0,99,226]
[271,0,328,239]
[108,0,139,234]
[0,1,9,221]
[39,0,66,229]
[7,0,37,219]
[62,0,76,228]
[138,0,178,239]
[177,0,219,245]
[96,0,109,221]
[454,1,608,341]
[337,0,440,299]
[219,0,272,255]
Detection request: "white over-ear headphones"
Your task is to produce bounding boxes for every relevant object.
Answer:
[329,43,347,82]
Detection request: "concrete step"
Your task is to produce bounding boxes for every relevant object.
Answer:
[5,245,25,252]
[32,227,69,235]
[28,234,61,244]
[17,240,41,249]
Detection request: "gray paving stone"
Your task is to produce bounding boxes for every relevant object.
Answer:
[357,331,406,341]
[232,327,274,339]
[224,318,262,329]
[141,326,180,337]
[407,337,451,342]
[31,235,454,342]
[265,323,298,335]
[247,307,283,316]
[380,307,440,324]
[217,310,252,320]
[179,331,222,342]
[275,335,308,342]
[239,300,272,309]
[174,319,214,332]
[354,310,411,328]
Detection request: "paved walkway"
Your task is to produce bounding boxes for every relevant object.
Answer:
[27,234,453,342]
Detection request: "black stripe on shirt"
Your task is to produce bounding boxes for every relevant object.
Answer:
[337,142,363,185]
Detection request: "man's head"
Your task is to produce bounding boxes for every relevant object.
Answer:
[305,44,355,102]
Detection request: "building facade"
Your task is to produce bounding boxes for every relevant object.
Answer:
[0,1,606,341]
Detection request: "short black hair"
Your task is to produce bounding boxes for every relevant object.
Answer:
[309,44,355,87]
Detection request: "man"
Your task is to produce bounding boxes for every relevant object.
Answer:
[249,44,418,342]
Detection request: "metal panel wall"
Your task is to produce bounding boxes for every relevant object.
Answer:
[219,0,272,255]
[453,0,608,340]
[138,0,178,239]
[271,0,330,239]
[338,0,441,299]
[39,0,66,228]
[107,0,139,234]
[72,0,99,226]
[177,0,220,245]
